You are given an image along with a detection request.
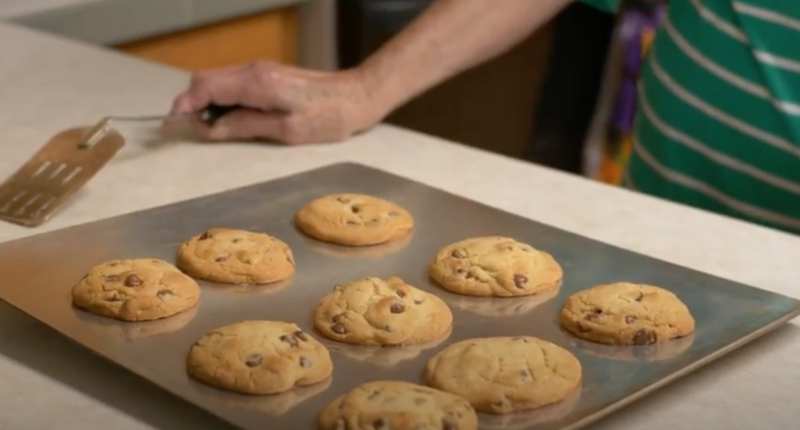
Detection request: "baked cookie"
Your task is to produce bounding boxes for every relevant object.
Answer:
[313,276,453,346]
[429,236,563,297]
[187,320,333,395]
[176,228,295,285]
[71,258,200,322]
[425,336,582,414]
[294,193,414,246]
[560,282,695,345]
[317,380,478,430]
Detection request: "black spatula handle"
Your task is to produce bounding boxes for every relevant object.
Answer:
[199,104,242,125]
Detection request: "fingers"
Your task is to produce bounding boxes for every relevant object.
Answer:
[169,62,290,116]
[200,110,302,145]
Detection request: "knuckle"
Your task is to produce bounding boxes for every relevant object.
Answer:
[278,116,308,145]
[249,61,280,82]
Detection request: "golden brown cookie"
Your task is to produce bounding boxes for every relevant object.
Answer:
[186,320,333,395]
[425,336,582,414]
[71,258,200,322]
[176,228,295,285]
[560,282,695,345]
[317,380,478,430]
[313,276,453,346]
[294,193,414,246]
[429,236,563,297]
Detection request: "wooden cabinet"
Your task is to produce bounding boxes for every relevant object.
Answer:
[115,6,298,71]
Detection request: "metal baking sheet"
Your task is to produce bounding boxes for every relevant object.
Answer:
[0,162,797,430]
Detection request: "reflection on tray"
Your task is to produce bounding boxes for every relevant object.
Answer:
[326,328,451,367]
[198,377,332,416]
[203,278,292,296]
[299,232,413,259]
[73,304,198,342]
[446,286,561,317]
[572,334,695,362]
[480,388,581,429]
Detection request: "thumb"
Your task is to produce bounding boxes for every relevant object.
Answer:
[204,109,291,143]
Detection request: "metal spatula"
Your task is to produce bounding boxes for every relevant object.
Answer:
[0,104,237,227]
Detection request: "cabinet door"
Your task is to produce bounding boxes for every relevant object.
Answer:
[116,6,298,71]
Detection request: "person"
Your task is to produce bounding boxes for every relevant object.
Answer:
[169,0,800,235]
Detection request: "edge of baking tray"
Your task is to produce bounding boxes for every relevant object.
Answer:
[563,305,800,430]
[0,161,799,430]
[2,161,797,305]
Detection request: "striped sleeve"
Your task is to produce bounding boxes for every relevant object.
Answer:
[581,0,624,13]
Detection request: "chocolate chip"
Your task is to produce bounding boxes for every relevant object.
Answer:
[451,249,466,258]
[299,356,312,368]
[245,354,262,367]
[156,289,172,300]
[442,419,457,430]
[633,329,656,345]
[294,331,308,341]
[124,274,143,287]
[456,268,467,275]
[585,309,602,321]
[372,418,386,429]
[337,197,350,204]
[332,322,347,334]
[395,290,406,298]
[232,238,242,243]
[625,315,636,324]
[351,205,361,213]
[215,256,227,262]
[280,334,299,347]
[635,292,644,302]
[413,397,426,405]
[513,274,528,288]
[103,275,119,282]
[199,232,211,240]
[390,303,406,314]
[519,370,529,380]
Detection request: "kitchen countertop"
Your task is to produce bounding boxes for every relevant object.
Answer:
[2,23,800,430]
[1,0,305,46]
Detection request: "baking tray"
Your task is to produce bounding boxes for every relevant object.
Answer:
[0,162,797,430]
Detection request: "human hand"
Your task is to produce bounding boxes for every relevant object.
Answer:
[168,61,383,145]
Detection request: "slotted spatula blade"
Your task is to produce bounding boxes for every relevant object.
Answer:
[0,123,124,227]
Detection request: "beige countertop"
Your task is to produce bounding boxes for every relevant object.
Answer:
[2,23,800,430]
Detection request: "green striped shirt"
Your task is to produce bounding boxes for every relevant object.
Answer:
[583,0,800,234]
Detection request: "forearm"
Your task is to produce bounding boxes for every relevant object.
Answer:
[356,0,577,115]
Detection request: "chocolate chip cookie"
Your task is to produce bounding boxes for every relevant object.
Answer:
[429,236,563,297]
[313,276,453,346]
[71,258,200,322]
[294,193,414,246]
[187,320,333,395]
[317,380,478,430]
[560,282,695,345]
[425,336,582,414]
[176,228,295,285]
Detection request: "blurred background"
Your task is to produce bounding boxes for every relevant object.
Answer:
[2,0,666,183]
